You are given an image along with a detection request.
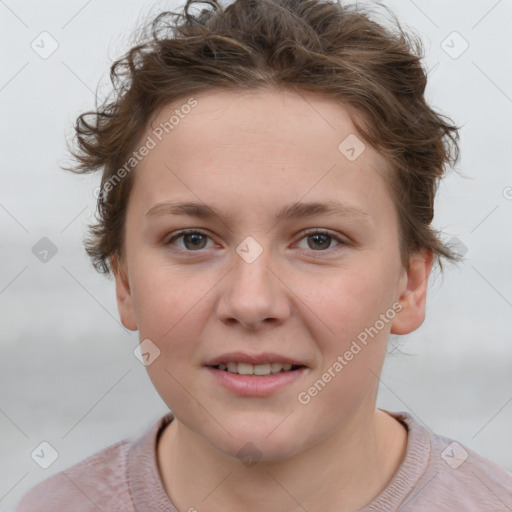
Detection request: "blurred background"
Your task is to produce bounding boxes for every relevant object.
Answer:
[1,0,511,509]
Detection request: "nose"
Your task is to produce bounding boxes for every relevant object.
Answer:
[216,243,291,330]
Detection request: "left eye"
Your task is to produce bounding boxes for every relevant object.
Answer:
[166,229,344,252]
[167,230,214,251]
[295,230,343,251]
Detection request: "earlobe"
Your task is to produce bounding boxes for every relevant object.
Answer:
[390,249,434,335]
[111,254,138,331]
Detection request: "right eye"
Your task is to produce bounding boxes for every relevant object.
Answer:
[165,230,215,252]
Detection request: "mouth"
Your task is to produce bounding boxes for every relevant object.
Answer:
[207,362,307,376]
[203,352,309,396]
[205,360,309,397]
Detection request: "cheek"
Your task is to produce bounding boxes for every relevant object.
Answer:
[131,268,212,405]
[310,266,393,339]
[133,283,201,341]
[129,258,214,357]
[295,274,392,419]
[127,245,184,331]
[305,265,396,391]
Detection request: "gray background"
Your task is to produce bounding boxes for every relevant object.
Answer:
[1,0,512,510]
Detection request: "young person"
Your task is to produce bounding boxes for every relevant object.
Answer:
[14,0,512,510]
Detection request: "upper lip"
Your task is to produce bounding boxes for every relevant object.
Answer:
[204,351,308,367]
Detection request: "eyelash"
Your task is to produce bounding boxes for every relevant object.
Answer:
[165,229,347,255]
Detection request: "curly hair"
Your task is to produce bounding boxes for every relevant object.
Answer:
[63,0,462,276]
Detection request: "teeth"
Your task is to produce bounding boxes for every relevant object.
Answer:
[215,362,298,375]
[237,363,254,375]
[254,364,271,375]
[271,362,282,373]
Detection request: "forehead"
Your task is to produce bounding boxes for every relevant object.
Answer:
[132,88,395,226]
[146,87,377,160]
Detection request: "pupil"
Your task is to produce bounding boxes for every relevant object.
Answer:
[309,234,330,250]
[185,233,206,250]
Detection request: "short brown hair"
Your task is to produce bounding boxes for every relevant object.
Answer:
[64,0,462,276]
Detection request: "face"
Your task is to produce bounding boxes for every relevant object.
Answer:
[113,88,432,461]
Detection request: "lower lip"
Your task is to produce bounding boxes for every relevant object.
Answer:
[205,366,308,397]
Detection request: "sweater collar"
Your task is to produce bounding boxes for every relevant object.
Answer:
[127,412,177,512]
[127,409,431,512]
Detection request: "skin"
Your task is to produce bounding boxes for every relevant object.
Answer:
[112,87,433,512]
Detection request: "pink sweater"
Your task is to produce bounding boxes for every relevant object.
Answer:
[13,410,512,511]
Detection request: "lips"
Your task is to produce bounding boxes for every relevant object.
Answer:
[206,364,308,396]
[204,351,309,396]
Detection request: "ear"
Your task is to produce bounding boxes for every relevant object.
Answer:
[390,248,434,335]
[111,253,138,331]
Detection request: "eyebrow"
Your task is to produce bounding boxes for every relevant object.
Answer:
[145,200,371,225]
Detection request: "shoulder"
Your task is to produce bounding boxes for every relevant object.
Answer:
[424,428,512,508]
[397,412,512,510]
[13,437,134,512]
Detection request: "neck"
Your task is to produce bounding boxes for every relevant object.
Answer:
[157,409,407,512]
